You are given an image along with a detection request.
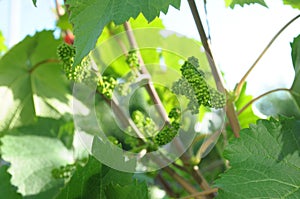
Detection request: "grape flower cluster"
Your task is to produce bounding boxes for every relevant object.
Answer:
[126,50,140,70]
[154,107,181,146]
[117,50,141,96]
[52,163,76,179]
[172,57,225,114]
[97,76,117,99]
[57,43,90,82]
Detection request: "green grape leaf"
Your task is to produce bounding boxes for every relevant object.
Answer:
[283,0,300,9]
[24,185,65,199]
[32,0,37,7]
[56,13,73,31]
[54,156,136,199]
[91,136,137,172]
[66,0,181,66]
[215,117,300,198]
[105,181,149,199]
[0,31,7,56]
[0,165,22,199]
[224,0,267,8]
[291,35,300,108]
[0,31,73,131]
[235,83,259,128]
[0,135,73,196]
[0,117,74,149]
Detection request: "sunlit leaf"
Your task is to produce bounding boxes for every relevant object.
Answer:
[235,83,259,128]
[0,31,7,56]
[1,135,73,196]
[0,31,73,131]
[283,0,300,10]
[224,0,267,8]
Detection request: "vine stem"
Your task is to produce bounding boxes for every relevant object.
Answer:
[162,166,204,199]
[156,173,179,198]
[54,0,63,17]
[123,21,170,125]
[123,21,211,197]
[237,88,290,115]
[235,14,300,97]
[98,87,200,196]
[190,166,214,198]
[187,0,241,137]
[28,59,60,73]
[187,0,223,91]
[180,188,219,199]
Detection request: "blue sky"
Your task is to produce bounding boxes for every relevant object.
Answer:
[1,0,299,97]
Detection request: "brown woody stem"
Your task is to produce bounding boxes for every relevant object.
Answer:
[180,188,219,199]
[123,21,170,125]
[187,0,240,137]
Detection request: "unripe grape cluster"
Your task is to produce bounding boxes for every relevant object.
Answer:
[97,76,117,99]
[132,110,156,137]
[209,87,226,109]
[172,56,226,114]
[117,51,140,96]
[124,108,182,151]
[57,43,89,82]
[172,78,199,114]
[126,50,140,69]
[52,163,76,179]
[117,72,136,96]
[154,108,181,146]
[57,43,75,64]
[124,111,157,152]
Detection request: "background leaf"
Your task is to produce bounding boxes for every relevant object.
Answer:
[105,180,149,199]
[235,83,260,128]
[0,31,7,56]
[0,117,74,149]
[0,135,73,196]
[283,0,300,10]
[0,31,73,131]
[215,117,300,198]
[32,0,37,7]
[66,0,181,65]
[0,165,22,199]
[291,35,300,108]
[224,0,267,8]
